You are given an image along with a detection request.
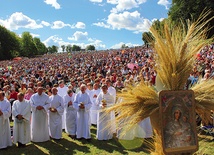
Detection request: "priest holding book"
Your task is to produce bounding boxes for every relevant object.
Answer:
[74,84,92,140]
[96,84,115,140]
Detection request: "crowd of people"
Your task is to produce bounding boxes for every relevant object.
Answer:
[186,44,214,88]
[0,44,213,149]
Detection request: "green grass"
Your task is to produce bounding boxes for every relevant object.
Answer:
[197,135,214,155]
[1,125,213,155]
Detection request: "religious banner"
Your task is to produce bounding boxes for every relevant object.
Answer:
[159,90,198,154]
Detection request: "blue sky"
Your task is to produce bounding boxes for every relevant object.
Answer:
[0,0,171,51]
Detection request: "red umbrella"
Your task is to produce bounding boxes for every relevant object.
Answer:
[13,57,22,61]
[127,63,138,70]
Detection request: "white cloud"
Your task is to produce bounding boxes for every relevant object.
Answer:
[68,31,88,41]
[0,13,86,31]
[137,0,147,3]
[75,38,106,49]
[98,3,105,7]
[89,0,105,7]
[0,12,86,31]
[43,35,106,52]
[109,0,147,13]
[30,33,40,38]
[151,18,158,23]
[88,39,106,49]
[75,22,86,29]
[51,21,86,29]
[125,42,141,47]
[110,42,125,49]
[111,0,137,13]
[0,12,43,30]
[108,11,151,32]
[157,0,170,9]
[71,39,106,49]
[94,40,106,49]
[89,0,102,2]
[151,17,165,23]
[159,18,165,22]
[51,21,71,29]
[93,11,151,33]
[110,42,140,49]
[41,21,50,26]
[43,35,105,51]
[107,0,118,5]
[44,0,61,9]
[88,38,94,42]
[92,22,111,29]
[43,35,74,52]
[43,35,63,47]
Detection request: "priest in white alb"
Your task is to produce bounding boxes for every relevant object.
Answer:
[74,84,92,140]
[106,80,116,103]
[106,79,116,133]
[48,87,64,139]
[57,80,68,130]
[30,87,50,142]
[116,96,135,140]
[90,83,100,126]
[96,84,115,140]
[63,89,76,138]
[12,92,31,147]
[0,91,12,149]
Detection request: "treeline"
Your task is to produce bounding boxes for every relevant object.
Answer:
[0,25,96,60]
[0,26,47,60]
[61,44,95,53]
[142,0,214,45]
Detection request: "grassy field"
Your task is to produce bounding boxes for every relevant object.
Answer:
[0,125,213,155]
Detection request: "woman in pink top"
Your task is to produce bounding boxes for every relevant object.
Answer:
[24,88,34,100]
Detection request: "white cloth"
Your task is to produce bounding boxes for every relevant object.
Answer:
[117,118,136,140]
[96,92,115,140]
[57,86,68,130]
[12,99,31,144]
[86,89,93,97]
[73,92,92,139]
[0,99,12,149]
[89,89,100,125]
[30,93,50,142]
[57,86,69,97]
[107,86,116,133]
[48,94,64,139]
[63,93,77,135]
[135,117,153,138]
[116,97,135,140]
[108,86,116,103]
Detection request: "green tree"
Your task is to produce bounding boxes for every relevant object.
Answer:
[142,19,166,45]
[142,32,154,45]
[52,45,58,53]
[61,45,65,52]
[33,37,47,55]
[72,45,81,51]
[152,19,166,36]
[168,0,214,38]
[66,45,72,52]
[121,44,128,49]
[47,45,58,54]
[47,46,52,54]
[20,32,37,57]
[0,25,20,60]
[86,45,95,51]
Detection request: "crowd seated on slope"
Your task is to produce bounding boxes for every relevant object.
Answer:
[0,44,213,98]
